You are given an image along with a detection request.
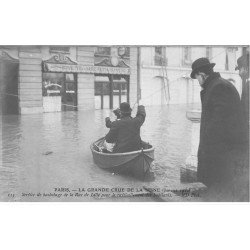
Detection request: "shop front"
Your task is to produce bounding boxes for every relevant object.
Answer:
[42,72,77,112]
[94,74,129,109]
[42,50,131,112]
[0,46,137,114]
[94,47,130,109]
[42,54,78,112]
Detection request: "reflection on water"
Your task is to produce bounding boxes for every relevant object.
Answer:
[1,105,194,201]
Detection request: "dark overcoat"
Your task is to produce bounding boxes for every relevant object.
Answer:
[105,105,146,153]
[197,72,248,188]
[241,77,250,125]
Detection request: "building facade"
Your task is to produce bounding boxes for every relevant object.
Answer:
[1,45,247,115]
[0,46,138,115]
[139,46,244,106]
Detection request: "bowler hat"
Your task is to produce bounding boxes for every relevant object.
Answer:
[235,53,249,70]
[119,102,132,114]
[190,57,216,79]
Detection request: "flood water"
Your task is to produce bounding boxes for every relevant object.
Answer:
[0,104,199,202]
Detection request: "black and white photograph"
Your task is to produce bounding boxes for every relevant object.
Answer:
[1,1,250,250]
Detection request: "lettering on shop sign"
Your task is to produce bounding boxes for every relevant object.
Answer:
[43,63,130,75]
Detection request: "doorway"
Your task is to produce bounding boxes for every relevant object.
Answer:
[61,74,77,111]
[94,74,129,110]
[0,61,19,115]
[42,72,77,112]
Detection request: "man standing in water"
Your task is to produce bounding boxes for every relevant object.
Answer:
[190,58,248,201]
[105,102,146,153]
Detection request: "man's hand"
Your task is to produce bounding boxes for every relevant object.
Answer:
[113,108,121,119]
[138,99,144,106]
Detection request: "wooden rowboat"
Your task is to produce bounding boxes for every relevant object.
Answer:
[90,138,155,180]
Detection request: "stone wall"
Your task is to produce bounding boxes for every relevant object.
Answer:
[18,46,43,114]
[129,47,138,106]
[140,46,244,106]
[77,47,95,111]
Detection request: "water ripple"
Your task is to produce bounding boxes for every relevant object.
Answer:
[1,104,193,201]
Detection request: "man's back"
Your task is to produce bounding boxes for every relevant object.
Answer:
[198,73,247,187]
[199,72,246,149]
[105,105,146,153]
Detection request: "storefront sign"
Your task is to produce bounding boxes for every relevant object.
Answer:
[44,63,130,75]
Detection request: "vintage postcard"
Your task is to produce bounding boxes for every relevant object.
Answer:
[0,45,249,202]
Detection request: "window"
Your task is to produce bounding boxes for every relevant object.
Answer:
[206,47,212,60]
[65,73,75,82]
[226,47,238,71]
[154,46,167,66]
[42,73,64,97]
[225,49,229,71]
[94,47,111,56]
[124,47,130,58]
[242,46,248,56]
[49,46,70,53]
[183,46,192,66]
[118,47,130,58]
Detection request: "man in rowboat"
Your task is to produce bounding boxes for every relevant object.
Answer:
[104,102,146,153]
[102,108,121,152]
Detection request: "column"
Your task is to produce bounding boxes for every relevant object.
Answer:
[77,46,95,111]
[19,46,43,114]
[129,47,138,106]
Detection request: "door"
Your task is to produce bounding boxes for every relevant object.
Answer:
[113,77,128,108]
[94,75,110,109]
[42,72,64,112]
[0,61,19,115]
[42,72,77,112]
[94,75,129,110]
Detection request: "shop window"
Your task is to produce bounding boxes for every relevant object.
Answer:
[225,49,229,71]
[65,73,74,82]
[95,82,110,95]
[113,82,127,95]
[226,47,238,71]
[42,73,64,96]
[154,46,167,66]
[124,47,130,58]
[42,72,77,112]
[49,46,70,53]
[183,46,192,66]
[242,46,248,56]
[94,75,128,110]
[95,47,111,56]
[206,47,212,60]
